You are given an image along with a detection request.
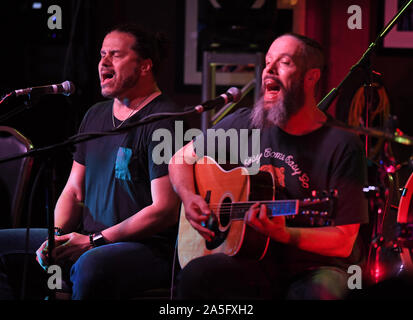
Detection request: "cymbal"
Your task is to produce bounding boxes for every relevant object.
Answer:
[324,118,413,146]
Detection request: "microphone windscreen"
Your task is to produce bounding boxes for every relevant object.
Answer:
[227,87,242,103]
[62,81,76,96]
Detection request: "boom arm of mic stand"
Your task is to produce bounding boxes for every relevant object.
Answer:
[211,79,255,125]
[0,95,34,124]
[0,100,219,300]
[0,105,199,300]
[0,108,199,165]
[318,0,413,112]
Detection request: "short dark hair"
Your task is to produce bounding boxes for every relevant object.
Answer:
[282,33,325,73]
[106,23,168,76]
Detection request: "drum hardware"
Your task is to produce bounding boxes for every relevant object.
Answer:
[396,223,413,246]
[391,168,413,279]
[362,150,411,285]
[325,122,412,286]
[367,235,403,284]
[397,169,413,225]
[329,115,413,284]
[324,119,413,147]
[395,222,413,277]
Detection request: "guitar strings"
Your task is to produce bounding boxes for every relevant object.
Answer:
[205,202,298,216]
[203,200,327,216]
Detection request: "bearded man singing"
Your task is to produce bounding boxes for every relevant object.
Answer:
[169,34,368,300]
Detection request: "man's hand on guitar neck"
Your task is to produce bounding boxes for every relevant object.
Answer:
[245,203,291,244]
[245,202,360,258]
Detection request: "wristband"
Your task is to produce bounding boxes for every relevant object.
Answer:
[89,232,106,247]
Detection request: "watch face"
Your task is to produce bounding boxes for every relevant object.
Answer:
[93,233,106,247]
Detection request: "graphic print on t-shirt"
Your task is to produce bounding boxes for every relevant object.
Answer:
[259,164,286,188]
[243,147,310,189]
[115,147,132,181]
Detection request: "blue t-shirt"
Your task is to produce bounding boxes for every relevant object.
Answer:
[74,94,179,244]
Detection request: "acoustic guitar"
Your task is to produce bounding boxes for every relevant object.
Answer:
[178,156,337,268]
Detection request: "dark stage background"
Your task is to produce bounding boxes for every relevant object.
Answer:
[0,0,412,235]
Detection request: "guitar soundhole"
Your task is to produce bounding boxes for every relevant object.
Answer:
[205,197,232,251]
[219,197,232,228]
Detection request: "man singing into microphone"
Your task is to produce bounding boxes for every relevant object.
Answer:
[169,34,369,299]
[0,24,181,299]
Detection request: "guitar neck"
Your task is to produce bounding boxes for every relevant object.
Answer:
[231,200,299,220]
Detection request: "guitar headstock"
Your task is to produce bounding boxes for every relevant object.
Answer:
[295,189,338,226]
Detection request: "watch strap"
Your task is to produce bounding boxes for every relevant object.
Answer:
[89,232,106,247]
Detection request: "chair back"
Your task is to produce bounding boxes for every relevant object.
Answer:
[0,126,33,228]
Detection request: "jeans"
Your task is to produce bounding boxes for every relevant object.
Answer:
[0,228,175,300]
[176,253,350,300]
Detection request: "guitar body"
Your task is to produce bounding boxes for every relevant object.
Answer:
[178,156,275,268]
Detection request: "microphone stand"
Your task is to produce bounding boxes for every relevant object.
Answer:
[319,0,413,285]
[0,94,35,124]
[0,94,228,165]
[318,0,413,113]
[0,102,208,299]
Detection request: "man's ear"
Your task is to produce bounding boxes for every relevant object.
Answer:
[304,68,321,90]
[140,58,153,74]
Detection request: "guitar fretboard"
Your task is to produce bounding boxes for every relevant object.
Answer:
[230,200,298,219]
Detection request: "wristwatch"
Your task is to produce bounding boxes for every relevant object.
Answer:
[89,232,106,247]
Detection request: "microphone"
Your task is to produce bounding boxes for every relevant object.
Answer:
[195,87,242,113]
[14,81,75,97]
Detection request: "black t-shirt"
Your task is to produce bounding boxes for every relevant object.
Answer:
[74,94,180,244]
[194,107,369,274]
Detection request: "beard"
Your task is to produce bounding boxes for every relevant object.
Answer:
[101,67,140,99]
[250,76,305,129]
